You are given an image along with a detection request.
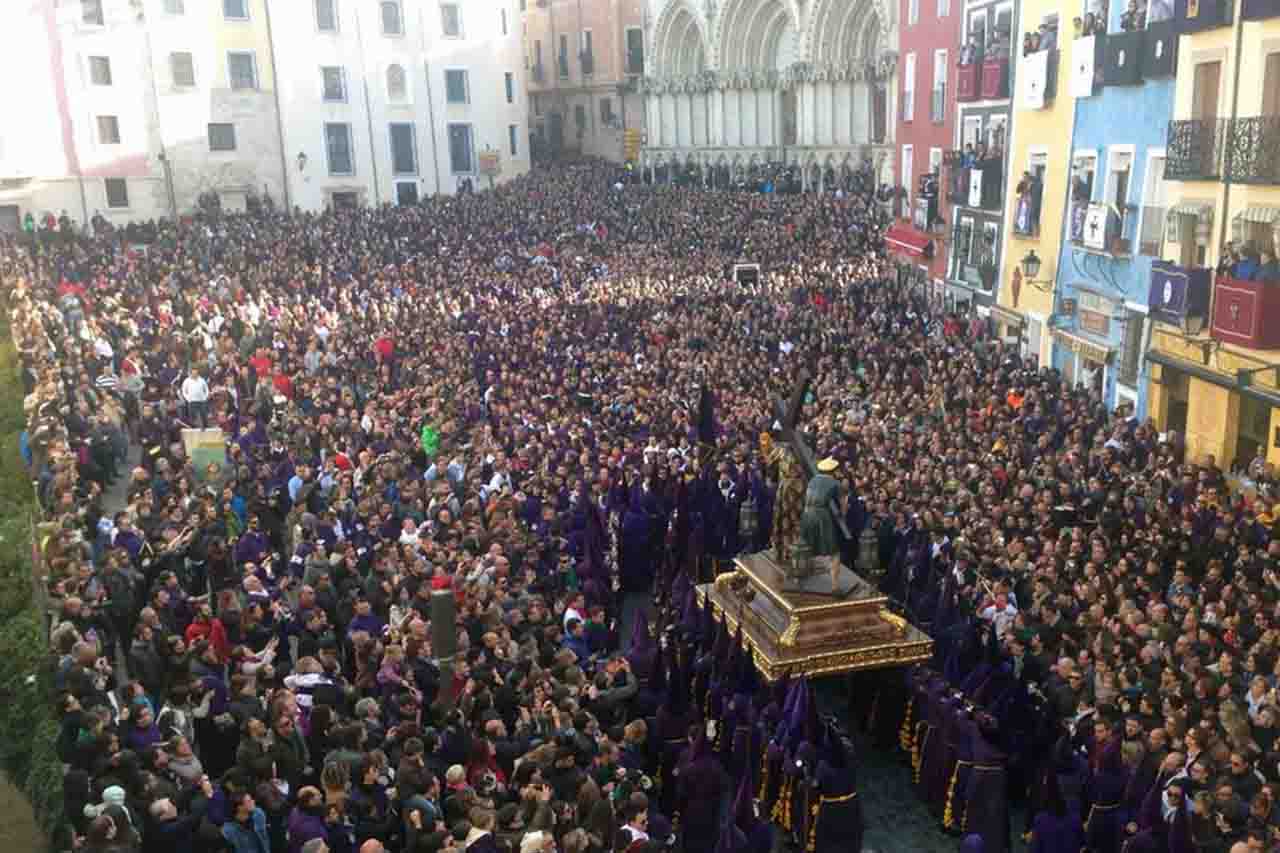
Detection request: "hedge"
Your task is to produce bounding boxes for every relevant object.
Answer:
[0,317,63,850]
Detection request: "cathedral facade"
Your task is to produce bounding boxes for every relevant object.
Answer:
[641,0,898,189]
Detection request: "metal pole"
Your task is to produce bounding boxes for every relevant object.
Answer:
[353,9,382,205]
[261,0,292,209]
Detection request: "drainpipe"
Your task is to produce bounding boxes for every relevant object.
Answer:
[261,0,292,209]
[418,4,442,193]
[353,9,382,204]
[1216,4,1246,260]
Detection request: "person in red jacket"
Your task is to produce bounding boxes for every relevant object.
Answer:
[184,603,230,663]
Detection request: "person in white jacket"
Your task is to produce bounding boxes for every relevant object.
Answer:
[180,367,210,428]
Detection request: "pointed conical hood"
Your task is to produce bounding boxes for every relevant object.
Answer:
[665,644,690,716]
[680,583,701,638]
[648,637,668,697]
[671,569,692,613]
[699,588,717,649]
[626,609,655,674]
[711,612,731,665]
[785,676,813,751]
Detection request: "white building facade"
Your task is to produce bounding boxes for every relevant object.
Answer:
[0,0,529,229]
[641,0,899,188]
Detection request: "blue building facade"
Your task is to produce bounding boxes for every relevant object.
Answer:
[1048,12,1178,418]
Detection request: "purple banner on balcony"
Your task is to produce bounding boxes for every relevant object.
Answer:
[1149,261,1210,326]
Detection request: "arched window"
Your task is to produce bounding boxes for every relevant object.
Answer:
[387,64,408,102]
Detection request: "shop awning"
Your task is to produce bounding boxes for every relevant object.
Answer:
[1053,329,1114,364]
[990,304,1025,328]
[1167,202,1214,223]
[1234,205,1280,226]
[884,225,933,257]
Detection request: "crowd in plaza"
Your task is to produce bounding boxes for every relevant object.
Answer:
[3,157,1280,853]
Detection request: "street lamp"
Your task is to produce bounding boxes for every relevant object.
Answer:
[296,151,308,172]
[1020,250,1053,291]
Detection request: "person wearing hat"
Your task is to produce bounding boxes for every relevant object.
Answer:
[800,457,847,594]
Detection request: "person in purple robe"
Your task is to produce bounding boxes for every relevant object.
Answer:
[1028,762,1085,853]
[959,712,1010,853]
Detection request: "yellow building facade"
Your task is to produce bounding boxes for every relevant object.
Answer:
[1146,0,1280,472]
[994,10,1073,368]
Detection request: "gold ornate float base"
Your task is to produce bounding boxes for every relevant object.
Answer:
[697,552,932,681]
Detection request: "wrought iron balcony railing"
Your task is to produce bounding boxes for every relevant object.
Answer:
[1165,118,1227,181]
[1226,115,1280,185]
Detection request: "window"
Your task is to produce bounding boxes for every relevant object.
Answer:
[96,115,121,144]
[601,97,614,123]
[532,94,542,116]
[626,27,644,74]
[82,0,103,26]
[228,51,258,89]
[901,145,914,216]
[445,69,469,104]
[581,30,594,75]
[396,182,419,205]
[321,66,346,102]
[324,122,354,175]
[171,52,195,87]
[163,0,185,13]
[315,0,337,31]
[509,123,519,157]
[1105,149,1133,209]
[389,123,417,175]
[381,0,403,35]
[505,72,515,104]
[909,0,919,25]
[89,56,112,86]
[1138,154,1167,256]
[104,178,128,208]
[931,50,947,122]
[208,123,236,151]
[387,64,407,102]
[558,35,569,77]
[500,8,508,35]
[441,3,462,37]
[223,0,248,20]
[1263,52,1280,116]
[938,0,950,16]
[574,103,587,130]
[1192,60,1221,120]
[1117,310,1145,385]
[903,52,916,121]
[448,123,474,173]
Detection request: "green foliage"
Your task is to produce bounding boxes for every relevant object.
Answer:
[0,319,62,849]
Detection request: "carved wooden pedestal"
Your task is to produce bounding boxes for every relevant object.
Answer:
[698,552,932,681]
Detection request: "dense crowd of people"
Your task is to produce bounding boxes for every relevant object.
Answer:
[4,155,1280,853]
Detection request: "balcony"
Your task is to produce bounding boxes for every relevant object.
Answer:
[955,160,1005,210]
[1149,261,1211,329]
[1165,118,1227,180]
[1242,0,1280,19]
[1143,20,1178,77]
[580,51,594,76]
[627,49,644,75]
[1070,34,1105,97]
[1226,116,1280,184]
[1103,30,1144,85]
[531,63,545,83]
[931,84,947,122]
[1069,202,1136,255]
[1019,49,1058,109]
[956,61,981,101]
[1180,0,1233,32]
[1211,275,1280,349]
[980,55,1009,99]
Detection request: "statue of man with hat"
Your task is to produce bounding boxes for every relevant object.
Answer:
[801,457,846,593]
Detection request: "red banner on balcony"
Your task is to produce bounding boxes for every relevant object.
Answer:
[1211,275,1280,349]
[885,225,934,258]
[981,57,1008,99]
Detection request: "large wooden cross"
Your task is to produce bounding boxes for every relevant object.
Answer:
[772,369,851,539]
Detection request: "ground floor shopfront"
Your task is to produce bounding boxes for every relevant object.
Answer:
[1147,327,1280,473]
